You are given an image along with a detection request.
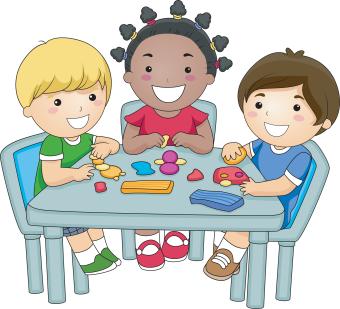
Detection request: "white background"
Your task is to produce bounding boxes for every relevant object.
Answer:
[1,0,339,308]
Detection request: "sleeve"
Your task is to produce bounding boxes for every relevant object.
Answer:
[191,108,209,127]
[83,133,96,144]
[124,107,146,127]
[249,139,263,156]
[40,135,63,161]
[285,152,312,186]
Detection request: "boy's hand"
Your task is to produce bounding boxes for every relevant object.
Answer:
[240,178,261,196]
[172,132,191,147]
[74,164,94,182]
[222,142,243,160]
[145,133,164,148]
[91,143,113,159]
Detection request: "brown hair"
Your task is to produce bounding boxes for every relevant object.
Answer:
[238,48,340,134]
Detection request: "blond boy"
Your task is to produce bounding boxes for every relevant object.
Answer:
[16,38,121,275]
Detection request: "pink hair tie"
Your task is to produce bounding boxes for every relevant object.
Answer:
[214,59,221,69]
[147,19,156,26]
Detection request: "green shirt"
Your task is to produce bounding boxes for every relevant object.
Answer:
[34,133,95,196]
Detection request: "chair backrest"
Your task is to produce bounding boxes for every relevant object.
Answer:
[269,140,329,242]
[1,133,47,235]
[120,99,217,140]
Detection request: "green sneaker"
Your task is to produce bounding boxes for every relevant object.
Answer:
[100,248,122,266]
[81,254,117,275]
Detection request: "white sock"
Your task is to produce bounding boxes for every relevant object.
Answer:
[218,238,247,263]
[93,237,108,253]
[74,245,99,266]
[135,232,160,248]
[213,231,225,247]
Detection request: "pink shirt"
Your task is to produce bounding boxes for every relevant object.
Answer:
[125,105,209,146]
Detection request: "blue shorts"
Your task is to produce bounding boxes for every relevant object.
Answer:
[63,227,88,237]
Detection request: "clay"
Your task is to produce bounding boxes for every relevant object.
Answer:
[94,182,107,193]
[213,167,249,185]
[160,162,179,175]
[131,161,155,176]
[187,169,204,181]
[162,150,178,163]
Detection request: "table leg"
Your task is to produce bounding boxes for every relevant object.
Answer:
[72,252,89,295]
[246,232,268,309]
[121,229,136,260]
[230,249,248,302]
[189,231,205,261]
[44,227,66,304]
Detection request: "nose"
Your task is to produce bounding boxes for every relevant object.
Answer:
[266,110,269,116]
[79,105,83,112]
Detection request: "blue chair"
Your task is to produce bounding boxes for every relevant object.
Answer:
[1,133,89,302]
[230,140,329,305]
[119,99,217,260]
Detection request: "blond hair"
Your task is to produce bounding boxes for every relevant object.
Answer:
[16,37,112,107]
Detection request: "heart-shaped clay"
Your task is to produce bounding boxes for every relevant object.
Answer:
[187,169,204,181]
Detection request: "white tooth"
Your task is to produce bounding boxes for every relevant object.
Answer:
[67,115,89,129]
[152,85,185,103]
[264,122,289,137]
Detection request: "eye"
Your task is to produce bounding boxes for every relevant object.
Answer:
[255,101,263,109]
[145,66,152,73]
[89,94,96,101]
[185,67,191,73]
[54,99,61,106]
[293,104,300,111]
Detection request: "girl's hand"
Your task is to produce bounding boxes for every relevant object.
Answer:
[145,133,164,148]
[221,142,243,160]
[91,143,112,159]
[240,178,261,196]
[172,132,191,147]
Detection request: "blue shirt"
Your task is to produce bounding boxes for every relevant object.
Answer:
[250,139,312,228]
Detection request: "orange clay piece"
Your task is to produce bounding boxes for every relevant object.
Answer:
[92,158,104,165]
[100,165,126,181]
[223,147,247,165]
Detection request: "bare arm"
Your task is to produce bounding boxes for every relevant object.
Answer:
[91,136,120,159]
[172,120,214,154]
[123,123,163,154]
[42,160,94,187]
[240,175,296,197]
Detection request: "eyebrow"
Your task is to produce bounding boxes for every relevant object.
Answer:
[184,53,193,57]
[294,95,305,100]
[143,53,153,57]
[255,93,265,97]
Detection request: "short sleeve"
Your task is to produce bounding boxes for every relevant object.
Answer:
[191,108,209,127]
[285,152,312,186]
[249,139,263,156]
[82,133,95,144]
[125,107,147,127]
[40,135,63,161]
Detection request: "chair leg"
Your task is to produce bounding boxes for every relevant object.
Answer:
[276,242,295,301]
[24,234,44,294]
[230,249,248,302]
[72,252,89,295]
[121,229,136,260]
[189,231,205,261]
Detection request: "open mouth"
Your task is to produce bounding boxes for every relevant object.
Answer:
[264,122,289,137]
[152,85,185,103]
[67,115,89,129]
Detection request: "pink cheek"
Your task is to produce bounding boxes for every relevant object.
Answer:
[141,74,152,81]
[247,111,258,118]
[94,100,103,106]
[294,114,305,122]
[185,74,196,82]
[48,107,58,114]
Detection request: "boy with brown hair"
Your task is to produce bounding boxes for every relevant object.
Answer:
[204,48,340,281]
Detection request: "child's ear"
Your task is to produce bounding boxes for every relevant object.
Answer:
[322,119,332,130]
[206,74,215,85]
[123,72,133,84]
[23,106,32,118]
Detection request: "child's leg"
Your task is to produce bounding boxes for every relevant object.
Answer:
[204,231,249,281]
[213,231,226,252]
[66,228,117,275]
[135,229,160,246]
[87,228,121,265]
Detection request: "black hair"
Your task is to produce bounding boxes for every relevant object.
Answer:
[110,0,232,76]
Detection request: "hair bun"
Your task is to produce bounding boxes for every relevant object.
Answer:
[119,24,136,41]
[195,13,211,29]
[218,57,233,72]
[170,0,187,17]
[212,35,229,52]
[110,47,126,62]
[140,6,157,23]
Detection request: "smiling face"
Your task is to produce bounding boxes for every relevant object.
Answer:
[123,34,215,112]
[243,84,331,147]
[23,82,106,138]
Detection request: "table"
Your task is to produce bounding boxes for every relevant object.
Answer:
[27,146,284,308]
